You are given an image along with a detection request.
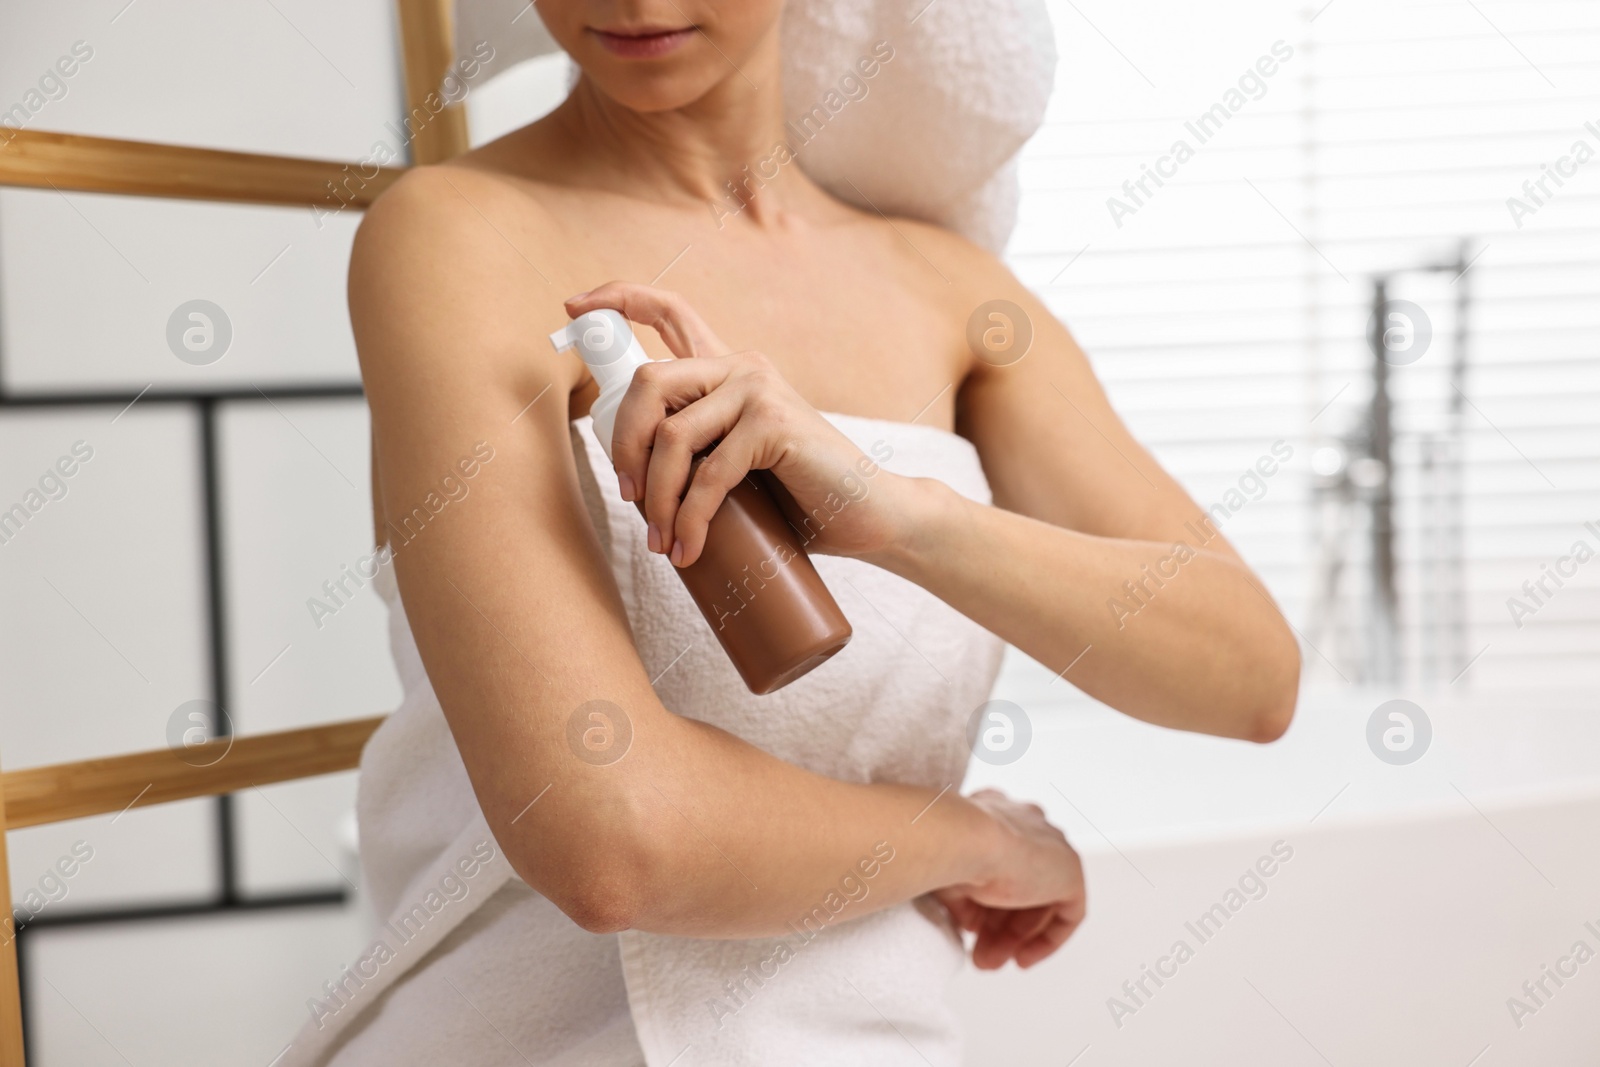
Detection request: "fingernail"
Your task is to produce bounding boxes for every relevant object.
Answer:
[567,290,591,303]
[617,471,635,501]
[670,542,684,566]
[647,523,661,553]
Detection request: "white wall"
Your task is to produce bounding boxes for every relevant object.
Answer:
[1,1,400,1061]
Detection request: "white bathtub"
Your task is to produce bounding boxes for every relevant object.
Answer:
[953,679,1600,1065]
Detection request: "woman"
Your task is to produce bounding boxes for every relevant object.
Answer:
[300,1,1300,1063]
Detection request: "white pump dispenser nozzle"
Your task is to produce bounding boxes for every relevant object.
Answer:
[550,309,654,461]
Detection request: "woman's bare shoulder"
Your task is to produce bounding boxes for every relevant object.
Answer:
[348,162,586,397]
[824,205,1036,388]
[354,161,569,281]
[889,214,1027,301]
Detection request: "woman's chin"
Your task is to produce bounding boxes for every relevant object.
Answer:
[583,71,726,114]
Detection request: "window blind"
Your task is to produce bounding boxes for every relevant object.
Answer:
[995,0,1600,703]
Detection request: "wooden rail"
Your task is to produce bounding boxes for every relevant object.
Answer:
[0,2,464,1060]
[0,774,21,1056]
[397,0,471,165]
[0,128,404,209]
[1,717,385,830]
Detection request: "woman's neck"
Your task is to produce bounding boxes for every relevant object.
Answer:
[545,28,817,224]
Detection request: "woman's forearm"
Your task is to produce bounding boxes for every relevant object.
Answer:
[508,711,1003,938]
[866,477,1300,740]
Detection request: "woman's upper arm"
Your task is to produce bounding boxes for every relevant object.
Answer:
[349,169,664,924]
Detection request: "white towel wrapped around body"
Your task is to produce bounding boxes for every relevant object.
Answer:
[279,413,1006,1066]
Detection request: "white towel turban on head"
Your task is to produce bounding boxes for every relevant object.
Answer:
[450,0,1056,253]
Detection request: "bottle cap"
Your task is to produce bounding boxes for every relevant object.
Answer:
[549,309,650,394]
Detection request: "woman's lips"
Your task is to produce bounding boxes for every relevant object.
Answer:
[591,26,696,58]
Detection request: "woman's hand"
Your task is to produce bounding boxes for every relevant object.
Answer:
[935,789,1087,970]
[564,282,914,567]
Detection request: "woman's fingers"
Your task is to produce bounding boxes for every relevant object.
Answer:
[612,358,736,504]
[978,905,1054,969]
[962,898,1084,970]
[609,352,795,563]
[611,351,742,502]
[567,281,736,500]
[565,286,893,560]
[566,282,731,360]
[972,906,1025,969]
[639,389,746,561]
[1009,904,1060,947]
[1015,907,1084,969]
[672,423,770,566]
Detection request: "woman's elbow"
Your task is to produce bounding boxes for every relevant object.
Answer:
[502,809,666,934]
[560,883,643,935]
[509,847,651,933]
[1246,696,1295,744]
[1245,632,1301,743]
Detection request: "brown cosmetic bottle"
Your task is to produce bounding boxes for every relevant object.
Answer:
[553,310,852,694]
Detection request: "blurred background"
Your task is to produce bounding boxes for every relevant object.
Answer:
[1,0,1596,1063]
